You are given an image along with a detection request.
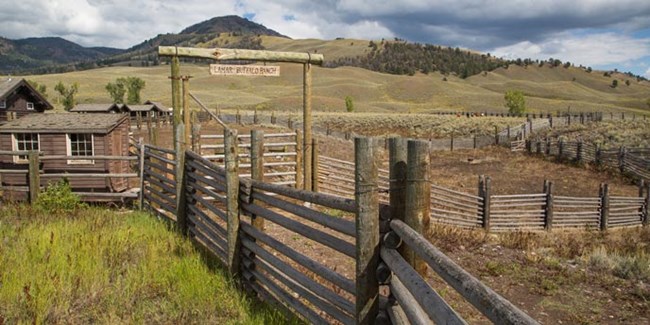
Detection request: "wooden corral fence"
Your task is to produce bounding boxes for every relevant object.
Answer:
[318,150,650,233]
[138,134,538,324]
[197,130,301,187]
[204,111,625,153]
[526,139,650,182]
[0,150,139,202]
[139,144,177,220]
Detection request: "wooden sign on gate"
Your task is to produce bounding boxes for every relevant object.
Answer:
[209,64,280,77]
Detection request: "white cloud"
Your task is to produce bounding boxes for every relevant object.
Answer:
[645,67,650,78]
[491,32,650,67]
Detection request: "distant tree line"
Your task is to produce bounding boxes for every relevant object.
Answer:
[325,40,650,81]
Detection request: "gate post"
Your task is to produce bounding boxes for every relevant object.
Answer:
[355,137,380,325]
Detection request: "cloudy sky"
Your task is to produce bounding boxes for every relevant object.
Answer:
[1,0,649,77]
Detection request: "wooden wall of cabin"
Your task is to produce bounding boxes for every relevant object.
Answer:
[0,132,115,191]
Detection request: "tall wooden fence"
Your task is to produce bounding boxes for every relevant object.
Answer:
[139,135,538,324]
[527,139,650,182]
[319,155,650,232]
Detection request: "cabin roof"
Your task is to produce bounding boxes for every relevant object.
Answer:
[0,113,128,134]
[0,78,53,109]
[144,100,172,112]
[70,103,122,112]
[123,104,155,112]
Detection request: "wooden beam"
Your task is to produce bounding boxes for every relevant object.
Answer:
[158,46,324,65]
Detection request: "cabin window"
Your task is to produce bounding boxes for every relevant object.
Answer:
[13,133,39,163]
[67,133,94,164]
[0,100,5,109]
[26,102,34,110]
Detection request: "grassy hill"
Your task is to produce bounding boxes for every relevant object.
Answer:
[16,56,649,115]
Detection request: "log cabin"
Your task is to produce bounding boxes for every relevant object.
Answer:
[0,113,132,200]
[0,78,53,122]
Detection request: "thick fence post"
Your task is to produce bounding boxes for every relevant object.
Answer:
[28,151,40,204]
[600,184,610,231]
[494,126,499,145]
[175,125,188,235]
[558,139,564,159]
[450,132,454,151]
[576,140,583,163]
[643,183,650,226]
[405,139,431,277]
[312,137,319,192]
[482,176,492,231]
[618,147,626,174]
[191,112,201,152]
[295,130,303,189]
[225,129,241,276]
[251,130,265,232]
[354,137,380,325]
[389,138,408,256]
[595,144,602,166]
[148,123,159,146]
[544,180,554,231]
[138,140,145,210]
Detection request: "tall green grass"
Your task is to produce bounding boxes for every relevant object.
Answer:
[0,205,292,324]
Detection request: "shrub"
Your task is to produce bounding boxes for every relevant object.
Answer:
[35,179,83,214]
[345,95,354,112]
[504,90,526,115]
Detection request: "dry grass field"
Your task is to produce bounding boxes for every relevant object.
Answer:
[10,35,650,116]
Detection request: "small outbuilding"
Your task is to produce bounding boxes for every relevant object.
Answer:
[124,101,172,118]
[0,78,53,121]
[70,103,123,114]
[0,113,131,199]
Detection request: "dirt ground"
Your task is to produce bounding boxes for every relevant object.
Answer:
[136,120,648,324]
